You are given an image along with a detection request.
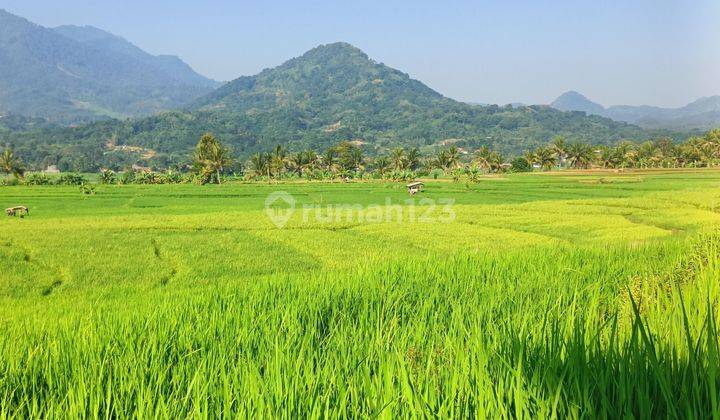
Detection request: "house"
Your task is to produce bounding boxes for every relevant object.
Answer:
[43,165,60,174]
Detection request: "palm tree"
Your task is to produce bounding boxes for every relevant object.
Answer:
[322,148,340,174]
[523,150,538,169]
[446,146,461,169]
[248,153,270,178]
[192,133,233,184]
[550,136,568,167]
[473,146,492,172]
[0,148,24,178]
[534,147,557,171]
[288,151,316,177]
[566,143,592,169]
[373,156,391,176]
[435,150,451,170]
[406,148,421,171]
[487,151,504,173]
[390,148,406,171]
[348,147,365,172]
[270,145,288,177]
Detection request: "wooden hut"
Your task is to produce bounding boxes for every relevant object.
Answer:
[406,181,424,195]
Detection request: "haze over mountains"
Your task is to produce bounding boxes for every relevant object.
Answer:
[551,91,720,131]
[0,9,219,124]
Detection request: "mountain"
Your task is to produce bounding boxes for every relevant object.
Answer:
[2,42,647,171]
[551,91,720,130]
[551,91,605,116]
[0,10,219,124]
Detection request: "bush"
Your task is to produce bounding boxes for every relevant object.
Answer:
[133,172,158,185]
[0,177,20,186]
[56,173,86,185]
[431,169,444,180]
[100,169,117,184]
[23,173,53,186]
[79,183,96,195]
[119,171,136,185]
[510,157,532,172]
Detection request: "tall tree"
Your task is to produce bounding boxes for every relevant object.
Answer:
[550,136,568,167]
[534,147,557,171]
[0,148,25,178]
[192,133,233,184]
[390,148,406,171]
[566,143,593,169]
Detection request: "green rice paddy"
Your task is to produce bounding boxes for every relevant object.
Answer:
[1,170,720,417]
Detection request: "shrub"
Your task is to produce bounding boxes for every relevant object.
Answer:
[23,173,53,186]
[133,172,158,185]
[79,183,96,195]
[100,169,117,184]
[431,169,444,180]
[119,171,136,185]
[56,173,86,186]
[0,176,20,186]
[510,157,532,172]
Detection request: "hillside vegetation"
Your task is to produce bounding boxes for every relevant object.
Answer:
[1,43,647,171]
[0,10,218,124]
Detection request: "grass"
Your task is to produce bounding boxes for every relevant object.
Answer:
[1,170,720,417]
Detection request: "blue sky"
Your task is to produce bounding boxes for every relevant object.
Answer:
[3,0,718,107]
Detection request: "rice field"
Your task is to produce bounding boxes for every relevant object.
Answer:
[1,170,720,418]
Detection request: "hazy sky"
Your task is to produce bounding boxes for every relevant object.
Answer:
[3,0,719,107]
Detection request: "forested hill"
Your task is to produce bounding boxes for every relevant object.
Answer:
[0,9,219,124]
[2,42,648,171]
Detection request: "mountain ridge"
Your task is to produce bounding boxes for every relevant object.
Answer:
[1,42,648,171]
[551,91,720,130]
[0,9,219,124]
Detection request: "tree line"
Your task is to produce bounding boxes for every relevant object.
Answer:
[2,129,720,185]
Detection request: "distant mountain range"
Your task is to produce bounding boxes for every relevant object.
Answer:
[2,42,647,171]
[0,9,219,124]
[551,91,720,130]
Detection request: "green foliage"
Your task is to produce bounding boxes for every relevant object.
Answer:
[0,148,25,178]
[79,183,95,195]
[510,157,532,172]
[22,172,52,186]
[55,173,86,186]
[99,169,117,185]
[192,133,234,185]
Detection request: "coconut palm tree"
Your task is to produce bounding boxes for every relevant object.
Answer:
[523,150,538,169]
[288,150,317,177]
[566,143,592,169]
[192,133,233,184]
[269,145,288,177]
[248,153,271,178]
[435,150,451,171]
[372,156,391,176]
[447,146,461,169]
[550,136,568,167]
[0,148,25,178]
[322,148,340,174]
[473,146,492,172]
[534,147,557,171]
[406,148,421,171]
[348,147,365,172]
[390,148,406,171]
[487,151,505,173]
